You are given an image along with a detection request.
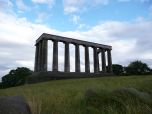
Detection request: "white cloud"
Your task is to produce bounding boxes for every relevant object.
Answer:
[0,11,58,78]
[0,0,13,12]
[16,0,30,12]
[63,0,152,14]
[0,10,152,79]
[0,0,13,8]
[78,23,89,29]
[71,15,80,24]
[63,0,109,14]
[64,6,79,14]
[31,0,54,7]
[35,12,51,23]
[63,0,84,14]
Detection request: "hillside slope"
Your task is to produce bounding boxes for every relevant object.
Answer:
[0,75,152,114]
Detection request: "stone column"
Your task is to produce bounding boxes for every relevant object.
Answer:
[52,40,58,72]
[37,41,42,71]
[93,47,99,73]
[75,44,80,72]
[85,46,90,73]
[64,42,70,72]
[34,43,39,72]
[107,49,112,73]
[41,40,48,71]
[101,49,106,73]
[97,53,100,71]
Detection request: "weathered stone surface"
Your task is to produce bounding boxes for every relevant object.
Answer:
[75,44,80,72]
[101,49,106,73]
[0,96,31,114]
[52,40,58,71]
[93,47,99,73]
[64,42,70,72]
[85,46,90,73]
[107,50,112,73]
[32,33,113,83]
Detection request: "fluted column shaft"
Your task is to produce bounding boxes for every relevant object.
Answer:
[101,49,106,73]
[93,47,99,73]
[75,44,80,72]
[52,40,58,72]
[34,43,39,72]
[107,49,112,73]
[37,41,42,71]
[97,54,100,71]
[64,42,70,72]
[85,46,90,73]
[41,40,48,71]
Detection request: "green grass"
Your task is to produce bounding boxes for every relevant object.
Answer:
[0,75,152,114]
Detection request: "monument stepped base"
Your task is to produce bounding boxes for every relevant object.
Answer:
[27,71,113,84]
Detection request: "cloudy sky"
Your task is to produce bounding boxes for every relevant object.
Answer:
[0,0,152,78]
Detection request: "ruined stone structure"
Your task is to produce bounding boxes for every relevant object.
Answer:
[27,33,113,83]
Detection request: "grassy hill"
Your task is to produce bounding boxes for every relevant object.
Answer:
[0,75,152,114]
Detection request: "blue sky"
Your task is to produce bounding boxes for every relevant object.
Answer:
[8,0,152,30]
[0,0,152,78]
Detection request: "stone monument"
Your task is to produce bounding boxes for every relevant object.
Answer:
[27,33,113,83]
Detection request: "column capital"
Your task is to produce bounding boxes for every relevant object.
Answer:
[74,43,79,46]
[63,41,70,44]
[84,45,89,48]
[101,48,106,52]
[52,39,59,43]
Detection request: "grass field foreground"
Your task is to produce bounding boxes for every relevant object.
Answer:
[0,75,152,114]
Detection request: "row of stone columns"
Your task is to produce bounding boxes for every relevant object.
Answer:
[34,39,112,73]
[34,39,48,72]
